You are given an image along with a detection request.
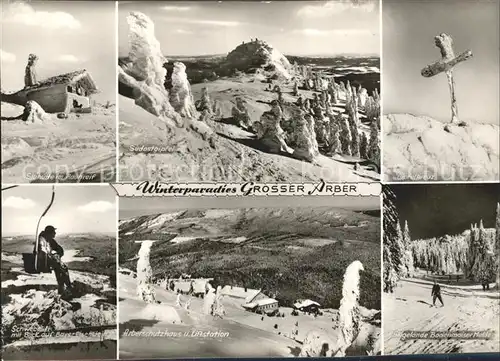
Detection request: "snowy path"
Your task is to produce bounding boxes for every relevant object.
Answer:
[383,279,500,355]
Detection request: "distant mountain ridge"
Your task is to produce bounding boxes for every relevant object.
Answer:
[118,207,381,310]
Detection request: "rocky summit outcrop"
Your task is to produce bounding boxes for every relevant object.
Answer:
[119,12,200,128]
[225,39,293,79]
[383,113,499,181]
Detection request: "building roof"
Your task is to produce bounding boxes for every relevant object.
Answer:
[173,279,209,293]
[255,298,278,306]
[220,286,262,303]
[25,69,99,95]
[243,298,278,309]
[293,299,321,309]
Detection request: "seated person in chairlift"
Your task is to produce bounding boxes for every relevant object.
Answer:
[34,225,74,298]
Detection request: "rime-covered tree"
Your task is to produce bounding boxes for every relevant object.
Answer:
[348,113,360,158]
[412,234,468,275]
[467,220,496,283]
[359,132,368,159]
[403,221,411,249]
[383,186,405,292]
[328,81,339,105]
[196,87,213,114]
[364,96,380,125]
[401,221,414,277]
[383,245,398,293]
[339,81,346,93]
[368,121,380,166]
[328,114,341,155]
[339,117,352,156]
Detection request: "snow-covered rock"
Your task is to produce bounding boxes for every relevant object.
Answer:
[383,113,499,181]
[226,40,293,79]
[2,288,115,343]
[23,100,52,123]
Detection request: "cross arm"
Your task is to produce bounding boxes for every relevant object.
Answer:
[421,50,473,78]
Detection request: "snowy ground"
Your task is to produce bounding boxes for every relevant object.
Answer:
[119,271,379,358]
[383,277,500,355]
[119,73,379,182]
[1,103,116,183]
[383,113,499,182]
[1,248,117,360]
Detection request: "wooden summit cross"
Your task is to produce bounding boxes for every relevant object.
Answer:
[421,33,472,126]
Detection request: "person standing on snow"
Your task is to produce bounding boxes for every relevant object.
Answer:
[431,280,444,307]
[34,225,73,297]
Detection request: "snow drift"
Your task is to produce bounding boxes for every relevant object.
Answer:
[383,113,499,181]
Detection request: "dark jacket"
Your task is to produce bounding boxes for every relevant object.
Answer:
[34,231,64,257]
[431,284,441,296]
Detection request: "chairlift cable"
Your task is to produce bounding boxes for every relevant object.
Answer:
[1,185,19,191]
[34,185,56,272]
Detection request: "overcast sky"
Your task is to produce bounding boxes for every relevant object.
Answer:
[0,1,116,103]
[390,184,500,240]
[383,0,499,124]
[119,195,380,219]
[2,185,116,236]
[118,0,380,57]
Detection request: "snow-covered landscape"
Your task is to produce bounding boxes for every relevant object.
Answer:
[1,1,116,183]
[118,205,381,358]
[1,233,117,360]
[1,103,116,183]
[383,113,499,182]
[382,0,500,182]
[383,184,500,355]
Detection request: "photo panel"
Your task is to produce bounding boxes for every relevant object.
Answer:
[118,0,381,182]
[118,195,381,358]
[1,184,118,360]
[382,0,500,182]
[1,1,117,183]
[382,183,500,354]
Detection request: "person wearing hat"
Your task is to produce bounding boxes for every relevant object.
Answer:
[34,225,73,297]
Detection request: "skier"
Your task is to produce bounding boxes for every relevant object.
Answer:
[431,280,444,307]
[34,225,73,298]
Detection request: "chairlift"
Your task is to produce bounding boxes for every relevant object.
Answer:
[19,186,56,274]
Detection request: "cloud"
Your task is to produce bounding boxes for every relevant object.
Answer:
[0,49,16,63]
[56,54,79,63]
[161,5,192,12]
[3,196,36,209]
[295,28,374,36]
[77,201,115,213]
[3,2,81,30]
[297,0,377,18]
[163,16,242,27]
